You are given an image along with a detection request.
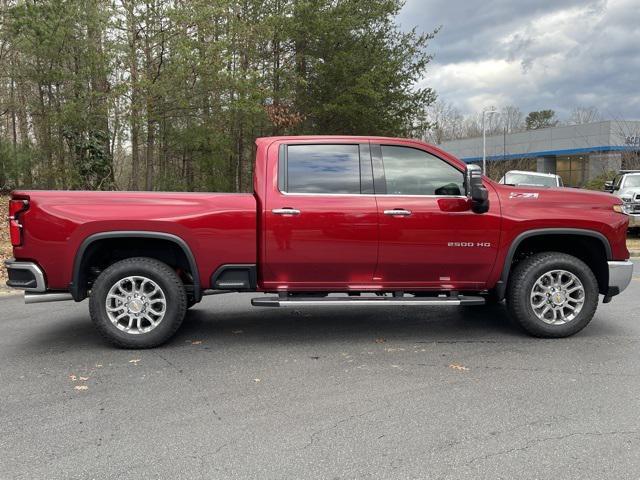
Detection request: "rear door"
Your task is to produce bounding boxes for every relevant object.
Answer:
[373,143,501,290]
[262,141,379,290]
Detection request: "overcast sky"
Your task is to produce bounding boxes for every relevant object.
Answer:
[397,0,640,121]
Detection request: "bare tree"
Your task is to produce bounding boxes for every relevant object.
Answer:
[569,106,601,125]
[423,100,464,144]
[462,113,483,138]
[501,105,524,133]
[457,106,519,140]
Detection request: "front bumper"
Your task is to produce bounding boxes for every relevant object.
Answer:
[606,260,634,297]
[4,258,46,292]
[627,213,640,228]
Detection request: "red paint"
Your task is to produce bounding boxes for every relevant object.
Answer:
[10,191,256,290]
[8,136,629,294]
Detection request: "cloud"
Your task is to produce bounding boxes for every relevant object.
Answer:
[398,0,640,120]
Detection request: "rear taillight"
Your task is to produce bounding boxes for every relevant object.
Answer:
[9,199,29,247]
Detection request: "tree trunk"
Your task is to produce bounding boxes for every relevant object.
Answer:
[126,0,140,190]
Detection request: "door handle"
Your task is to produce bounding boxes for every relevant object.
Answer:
[384,209,412,216]
[272,208,301,215]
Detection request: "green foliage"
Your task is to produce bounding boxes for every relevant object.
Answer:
[296,0,437,136]
[525,110,559,130]
[0,0,437,192]
[583,170,616,191]
[1,0,114,190]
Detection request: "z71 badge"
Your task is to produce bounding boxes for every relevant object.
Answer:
[509,192,539,199]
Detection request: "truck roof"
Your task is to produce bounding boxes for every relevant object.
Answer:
[255,135,427,145]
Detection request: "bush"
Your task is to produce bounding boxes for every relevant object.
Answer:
[583,171,616,191]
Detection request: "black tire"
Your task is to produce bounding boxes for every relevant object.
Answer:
[89,257,187,348]
[506,252,599,338]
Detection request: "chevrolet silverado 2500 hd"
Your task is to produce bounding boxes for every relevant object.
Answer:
[5,136,634,348]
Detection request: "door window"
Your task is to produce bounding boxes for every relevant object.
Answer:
[284,144,361,194]
[380,146,464,196]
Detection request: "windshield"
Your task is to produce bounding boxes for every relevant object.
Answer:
[623,175,640,188]
[504,172,558,187]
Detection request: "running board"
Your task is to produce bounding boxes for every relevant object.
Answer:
[24,292,74,304]
[251,295,485,307]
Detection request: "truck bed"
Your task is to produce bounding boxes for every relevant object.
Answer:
[10,190,257,290]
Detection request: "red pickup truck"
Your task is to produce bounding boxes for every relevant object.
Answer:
[5,136,634,348]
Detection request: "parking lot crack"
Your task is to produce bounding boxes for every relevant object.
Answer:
[303,407,382,449]
[462,429,640,466]
[152,350,222,421]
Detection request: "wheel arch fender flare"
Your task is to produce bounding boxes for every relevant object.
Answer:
[71,231,201,302]
[495,228,612,300]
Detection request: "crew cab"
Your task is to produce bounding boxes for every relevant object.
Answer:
[5,136,634,348]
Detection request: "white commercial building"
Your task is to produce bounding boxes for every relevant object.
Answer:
[439,120,640,187]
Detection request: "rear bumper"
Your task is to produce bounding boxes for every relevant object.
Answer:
[4,259,46,292]
[606,260,634,297]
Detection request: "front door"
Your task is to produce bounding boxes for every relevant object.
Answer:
[262,141,379,290]
[373,143,501,290]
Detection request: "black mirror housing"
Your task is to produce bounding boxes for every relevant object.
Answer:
[466,164,490,214]
[604,181,614,192]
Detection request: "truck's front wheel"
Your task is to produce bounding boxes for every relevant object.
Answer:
[506,252,599,338]
[89,257,187,348]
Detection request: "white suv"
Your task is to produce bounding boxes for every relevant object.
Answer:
[605,171,640,229]
[499,170,564,188]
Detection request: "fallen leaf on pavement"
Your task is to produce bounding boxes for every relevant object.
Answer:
[374,338,386,343]
[449,363,469,371]
[254,378,261,383]
[129,359,141,365]
[74,385,89,391]
[191,340,203,345]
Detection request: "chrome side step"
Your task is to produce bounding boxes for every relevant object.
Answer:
[24,292,74,304]
[251,295,485,307]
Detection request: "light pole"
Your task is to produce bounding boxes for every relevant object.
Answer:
[482,107,497,175]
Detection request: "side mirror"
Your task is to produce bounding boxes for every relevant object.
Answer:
[466,164,490,214]
[604,181,614,192]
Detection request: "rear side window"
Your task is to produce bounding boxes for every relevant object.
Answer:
[284,144,361,194]
[380,146,464,196]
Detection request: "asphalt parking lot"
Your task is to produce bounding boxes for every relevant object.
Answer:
[1,262,639,480]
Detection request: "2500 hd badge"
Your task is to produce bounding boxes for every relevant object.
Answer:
[448,242,492,247]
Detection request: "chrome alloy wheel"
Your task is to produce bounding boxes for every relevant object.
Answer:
[530,269,585,325]
[105,276,167,334]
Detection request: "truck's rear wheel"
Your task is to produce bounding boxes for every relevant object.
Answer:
[506,252,598,338]
[89,257,187,348]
